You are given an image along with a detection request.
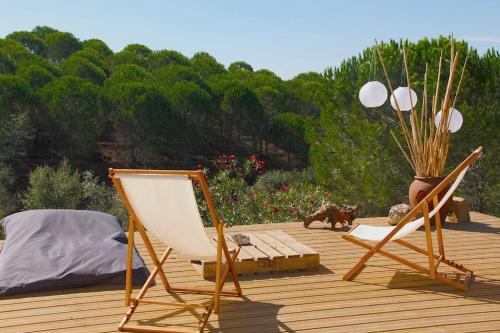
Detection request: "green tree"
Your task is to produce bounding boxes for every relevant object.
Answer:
[45,31,82,63]
[18,65,56,89]
[220,83,263,152]
[109,50,148,68]
[148,50,190,71]
[154,64,209,91]
[166,81,214,151]
[270,112,307,166]
[0,49,16,74]
[105,63,153,87]
[37,76,107,159]
[60,54,107,85]
[31,26,58,39]
[191,52,225,79]
[107,82,175,165]
[0,166,17,221]
[229,61,253,72]
[255,86,285,155]
[6,31,48,57]
[82,38,113,57]
[123,43,152,57]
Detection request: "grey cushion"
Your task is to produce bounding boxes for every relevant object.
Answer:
[0,209,149,296]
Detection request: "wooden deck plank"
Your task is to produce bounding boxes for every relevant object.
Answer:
[0,211,499,333]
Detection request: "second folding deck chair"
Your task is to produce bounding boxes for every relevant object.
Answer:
[109,169,243,332]
[342,146,484,291]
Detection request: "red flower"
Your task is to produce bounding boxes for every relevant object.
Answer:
[256,161,265,169]
[229,154,236,160]
[249,154,257,162]
[271,207,279,213]
[281,184,289,191]
[196,164,204,170]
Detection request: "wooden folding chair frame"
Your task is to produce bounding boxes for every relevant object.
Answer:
[343,147,484,291]
[109,169,243,333]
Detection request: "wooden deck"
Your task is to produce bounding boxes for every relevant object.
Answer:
[1,212,499,332]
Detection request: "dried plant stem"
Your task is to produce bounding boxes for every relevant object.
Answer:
[374,38,467,177]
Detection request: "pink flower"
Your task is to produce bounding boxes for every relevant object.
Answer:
[196,164,204,170]
[229,154,236,160]
[281,184,289,191]
[249,154,257,162]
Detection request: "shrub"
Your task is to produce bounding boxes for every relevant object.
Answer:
[0,166,18,237]
[21,160,128,223]
[196,157,335,226]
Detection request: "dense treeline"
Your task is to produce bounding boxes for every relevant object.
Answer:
[0,27,498,226]
[0,26,312,173]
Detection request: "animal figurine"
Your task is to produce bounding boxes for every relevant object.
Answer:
[300,204,359,230]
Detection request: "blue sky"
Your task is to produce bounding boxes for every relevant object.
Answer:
[1,0,499,79]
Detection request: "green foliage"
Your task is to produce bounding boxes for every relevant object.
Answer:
[107,82,174,164]
[37,76,107,159]
[6,31,48,57]
[197,167,331,226]
[0,49,16,74]
[18,64,56,89]
[44,31,82,63]
[154,64,209,91]
[31,26,58,39]
[123,43,152,58]
[60,54,107,84]
[110,50,148,68]
[148,50,190,71]
[21,160,127,222]
[0,74,33,113]
[221,83,263,150]
[191,52,225,79]
[105,64,152,86]
[0,166,17,219]
[270,112,308,166]
[82,39,113,57]
[229,61,253,72]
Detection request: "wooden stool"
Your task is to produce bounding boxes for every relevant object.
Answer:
[448,196,470,223]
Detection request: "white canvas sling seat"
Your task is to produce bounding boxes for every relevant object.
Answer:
[342,146,484,292]
[349,166,468,242]
[115,173,221,260]
[109,169,243,333]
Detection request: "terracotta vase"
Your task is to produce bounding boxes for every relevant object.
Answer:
[408,176,451,217]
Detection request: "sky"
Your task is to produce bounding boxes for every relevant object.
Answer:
[1,0,499,79]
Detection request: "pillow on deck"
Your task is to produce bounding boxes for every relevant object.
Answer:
[0,209,149,296]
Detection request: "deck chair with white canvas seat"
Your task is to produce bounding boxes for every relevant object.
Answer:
[109,169,243,333]
[342,146,484,291]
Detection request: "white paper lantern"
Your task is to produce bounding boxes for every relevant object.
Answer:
[435,108,463,133]
[359,81,388,107]
[390,86,418,111]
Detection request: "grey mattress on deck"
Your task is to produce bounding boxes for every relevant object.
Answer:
[0,209,149,296]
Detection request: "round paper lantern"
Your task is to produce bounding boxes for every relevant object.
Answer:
[390,86,418,111]
[435,108,463,133]
[359,81,388,107]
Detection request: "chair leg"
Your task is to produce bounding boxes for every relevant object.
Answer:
[342,235,379,281]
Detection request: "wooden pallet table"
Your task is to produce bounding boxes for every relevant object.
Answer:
[192,230,320,278]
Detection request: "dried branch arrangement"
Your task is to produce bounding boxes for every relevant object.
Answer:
[375,39,468,177]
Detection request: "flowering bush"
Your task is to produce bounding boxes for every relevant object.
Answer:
[195,156,333,226]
